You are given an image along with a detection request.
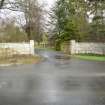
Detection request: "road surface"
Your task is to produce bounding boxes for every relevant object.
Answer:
[0,49,105,105]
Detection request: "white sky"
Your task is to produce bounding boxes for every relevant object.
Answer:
[44,0,55,7]
[40,0,55,9]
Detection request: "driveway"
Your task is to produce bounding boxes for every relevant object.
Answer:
[0,49,105,105]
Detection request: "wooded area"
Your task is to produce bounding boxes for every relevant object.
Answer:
[49,0,105,50]
[0,0,105,48]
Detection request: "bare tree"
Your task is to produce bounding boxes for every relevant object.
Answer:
[22,0,44,41]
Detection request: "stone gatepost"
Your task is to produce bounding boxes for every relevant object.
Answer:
[30,40,35,55]
[70,40,76,54]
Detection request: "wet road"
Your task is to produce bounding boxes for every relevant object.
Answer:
[0,49,105,105]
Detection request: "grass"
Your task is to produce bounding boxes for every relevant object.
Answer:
[73,54,105,61]
[0,54,41,65]
[0,48,41,65]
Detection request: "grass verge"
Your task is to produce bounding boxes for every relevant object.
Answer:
[73,54,105,62]
[0,54,41,65]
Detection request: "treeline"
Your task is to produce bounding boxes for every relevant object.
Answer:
[0,19,28,42]
[49,0,105,50]
[0,0,44,43]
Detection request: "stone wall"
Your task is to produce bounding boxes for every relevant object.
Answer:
[0,40,35,55]
[70,40,105,55]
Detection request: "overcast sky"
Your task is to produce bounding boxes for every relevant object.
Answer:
[45,0,55,7]
[40,0,55,9]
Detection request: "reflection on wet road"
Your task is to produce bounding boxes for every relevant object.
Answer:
[0,49,105,105]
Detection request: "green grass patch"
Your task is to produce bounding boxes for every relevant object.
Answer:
[73,54,105,61]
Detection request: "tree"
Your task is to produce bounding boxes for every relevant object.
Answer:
[0,18,28,42]
[0,0,5,9]
[87,0,105,42]
[49,0,89,50]
[21,0,44,42]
